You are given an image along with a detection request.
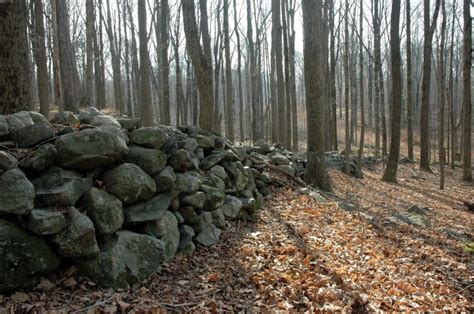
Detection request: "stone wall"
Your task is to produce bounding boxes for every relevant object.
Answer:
[0,109,306,292]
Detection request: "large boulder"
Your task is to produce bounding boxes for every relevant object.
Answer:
[27,209,66,235]
[32,166,92,207]
[0,169,35,215]
[125,146,167,175]
[130,127,168,149]
[168,149,195,172]
[52,207,100,258]
[200,185,225,210]
[0,115,8,138]
[220,195,242,220]
[103,163,156,205]
[10,123,55,148]
[51,111,79,126]
[180,191,206,209]
[56,128,129,171]
[19,143,57,172]
[91,115,121,128]
[153,166,176,192]
[175,171,202,194]
[0,151,17,172]
[123,193,172,224]
[80,188,124,235]
[77,231,166,289]
[117,118,140,131]
[194,212,221,247]
[178,225,196,255]
[178,206,200,225]
[143,211,180,261]
[5,111,34,132]
[0,219,60,293]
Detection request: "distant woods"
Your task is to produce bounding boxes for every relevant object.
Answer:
[0,0,471,186]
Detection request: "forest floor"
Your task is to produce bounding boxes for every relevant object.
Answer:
[1,163,473,312]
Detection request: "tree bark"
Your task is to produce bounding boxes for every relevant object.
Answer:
[420,0,441,171]
[138,0,153,126]
[382,0,402,182]
[182,0,214,132]
[223,0,234,141]
[302,0,332,192]
[462,0,472,182]
[85,0,94,109]
[406,0,414,161]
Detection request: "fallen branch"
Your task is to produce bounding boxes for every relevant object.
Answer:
[70,295,115,314]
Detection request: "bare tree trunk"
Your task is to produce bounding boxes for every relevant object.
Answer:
[373,0,381,157]
[462,0,472,182]
[0,0,32,114]
[84,0,94,109]
[438,0,446,189]
[406,0,414,161]
[272,0,287,147]
[105,0,123,113]
[138,0,153,126]
[223,0,234,141]
[32,0,50,117]
[55,0,80,112]
[420,0,441,171]
[182,0,214,131]
[329,0,337,151]
[382,0,402,182]
[282,0,292,149]
[357,0,365,165]
[94,0,106,109]
[302,0,332,192]
[344,0,351,174]
[233,0,244,142]
[161,0,171,125]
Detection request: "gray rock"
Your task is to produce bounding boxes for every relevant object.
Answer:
[179,137,198,152]
[210,208,226,229]
[173,211,185,224]
[143,211,180,261]
[0,151,17,171]
[5,111,34,132]
[33,167,93,207]
[175,171,202,194]
[0,116,8,138]
[178,225,196,255]
[389,212,431,228]
[78,108,101,124]
[97,125,129,146]
[0,219,60,293]
[77,231,166,289]
[210,165,228,181]
[153,166,176,192]
[27,209,66,235]
[91,115,121,128]
[103,163,156,205]
[19,143,57,172]
[52,207,100,258]
[10,123,55,148]
[200,185,225,210]
[51,111,79,126]
[124,193,172,224]
[0,169,34,215]
[117,118,140,131]
[271,153,290,165]
[126,146,167,175]
[200,150,239,170]
[276,164,296,176]
[178,206,200,225]
[168,149,195,172]
[180,191,206,209]
[195,212,221,246]
[194,134,215,149]
[325,152,363,179]
[56,128,129,171]
[130,127,168,149]
[28,111,50,125]
[203,173,227,191]
[81,188,124,235]
[220,195,242,220]
[222,161,247,191]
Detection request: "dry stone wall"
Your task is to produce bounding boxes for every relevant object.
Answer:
[0,109,308,292]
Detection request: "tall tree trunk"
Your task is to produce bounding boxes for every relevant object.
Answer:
[406,0,414,161]
[223,0,234,141]
[420,0,441,171]
[0,0,32,114]
[373,0,381,157]
[161,0,171,125]
[182,0,214,132]
[438,0,446,189]
[302,0,332,192]
[105,0,123,113]
[282,0,292,149]
[94,0,106,109]
[272,0,287,147]
[357,0,365,165]
[462,0,472,182]
[233,0,244,142]
[138,0,153,126]
[382,0,402,182]
[32,0,50,117]
[85,0,94,109]
[55,0,80,112]
[344,0,351,174]
[329,0,337,151]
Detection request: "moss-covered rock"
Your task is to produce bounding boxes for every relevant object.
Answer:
[0,168,34,215]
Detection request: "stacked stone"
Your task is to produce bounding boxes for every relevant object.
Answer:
[0,109,268,291]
